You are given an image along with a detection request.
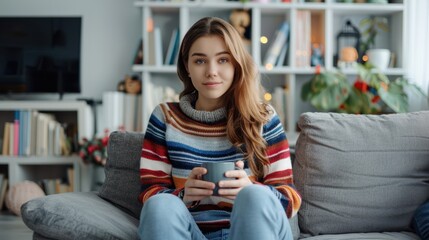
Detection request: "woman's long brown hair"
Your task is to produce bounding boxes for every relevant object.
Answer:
[177,17,270,179]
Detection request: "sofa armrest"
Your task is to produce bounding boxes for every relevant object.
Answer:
[21,192,139,240]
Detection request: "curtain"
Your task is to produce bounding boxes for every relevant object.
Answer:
[406,0,429,111]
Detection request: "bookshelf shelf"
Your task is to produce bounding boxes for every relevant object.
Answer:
[133,0,406,146]
[0,101,93,197]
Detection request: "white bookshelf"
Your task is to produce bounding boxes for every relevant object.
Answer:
[132,0,406,147]
[0,101,93,192]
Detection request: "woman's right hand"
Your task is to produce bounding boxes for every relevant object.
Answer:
[183,167,215,204]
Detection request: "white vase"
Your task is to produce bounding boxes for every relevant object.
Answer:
[366,49,391,70]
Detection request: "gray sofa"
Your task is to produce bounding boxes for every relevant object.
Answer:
[21,111,429,240]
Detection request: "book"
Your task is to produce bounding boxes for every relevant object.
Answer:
[13,110,19,156]
[164,28,180,65]
[30,110,39,155]
[133,39,143,65]
[2,122,10,155]
[154,27,164,66]
[276,41,289,67]
[9,122,14,156]
[146,27,163,66]
[271,86,289,127]
[24,110,33,156]
[67,168,74,192]
[295,10,311,67]
[36,113,55,156]
[263,21,290,69]
[102,91,125,132]
[0,177,8,210]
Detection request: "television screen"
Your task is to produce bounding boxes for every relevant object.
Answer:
[0,17,81,94]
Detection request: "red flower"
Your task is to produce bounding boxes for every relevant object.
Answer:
[79,131,110,166]
[87,145,99,155]
[371,95,381,103]
[101,136,109,147]
[354,80,368,93]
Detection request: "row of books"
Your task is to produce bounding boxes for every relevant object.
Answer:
[102,92,143,133]
[39,168,75,195]
[270,86,290,129]
[263,10,314,69]
[0,174,8,210]
[134,27,181,66]
[263,21,290,69]
[1,110,70,157]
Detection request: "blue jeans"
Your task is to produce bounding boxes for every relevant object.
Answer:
[138,184,293,240]
[413,201,429,240]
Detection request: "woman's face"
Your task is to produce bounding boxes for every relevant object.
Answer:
[187,35,235,111]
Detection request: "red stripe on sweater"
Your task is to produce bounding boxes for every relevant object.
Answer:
[142,141,170,164]
[266,141,290,163]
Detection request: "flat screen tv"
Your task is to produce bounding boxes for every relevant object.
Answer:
[0,17,82,95]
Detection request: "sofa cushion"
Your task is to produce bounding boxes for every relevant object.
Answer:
[294,111,429,235]
[98,131,144,219]
[299,231,420,240]
[21,192,139,240]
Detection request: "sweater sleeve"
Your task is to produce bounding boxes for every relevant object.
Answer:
[138,104,182,204]
[258,108,302,218]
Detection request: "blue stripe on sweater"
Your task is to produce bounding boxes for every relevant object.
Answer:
[167,141,239,158]
[144,115,167,145]
[263,115,287,145]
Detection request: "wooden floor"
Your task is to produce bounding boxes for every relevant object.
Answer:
[0,210,33,240]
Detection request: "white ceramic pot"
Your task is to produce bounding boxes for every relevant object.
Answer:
[366,49,391,70]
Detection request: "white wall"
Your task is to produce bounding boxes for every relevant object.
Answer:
[0,0,141,101]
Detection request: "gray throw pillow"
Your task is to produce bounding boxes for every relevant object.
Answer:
[98,131,144,219]
[21,192,139,240]
[294,111,429,235]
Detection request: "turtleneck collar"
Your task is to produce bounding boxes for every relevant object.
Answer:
[179,93,227,123]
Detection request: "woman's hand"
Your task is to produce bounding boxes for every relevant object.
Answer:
[217,160,252,199]
[182,167,215,204]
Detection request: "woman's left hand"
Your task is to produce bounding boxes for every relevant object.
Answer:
[217,160,253,199]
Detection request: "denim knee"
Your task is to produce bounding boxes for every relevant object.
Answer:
[140,193,184,218]
[235,184,276,207]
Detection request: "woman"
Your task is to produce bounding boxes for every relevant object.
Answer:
[138,17,301,240]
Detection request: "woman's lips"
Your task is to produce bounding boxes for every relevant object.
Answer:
[203,82,221,86]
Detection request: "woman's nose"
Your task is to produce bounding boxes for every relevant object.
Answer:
[205,62,218,77]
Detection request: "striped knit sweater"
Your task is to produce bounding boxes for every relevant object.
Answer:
[139,94,301,232]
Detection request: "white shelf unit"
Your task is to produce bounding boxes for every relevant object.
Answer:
[132,0,406,146]
[0,101,93,192]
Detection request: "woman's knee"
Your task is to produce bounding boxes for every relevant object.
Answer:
[141,193,185,218]
[236,185,276,205]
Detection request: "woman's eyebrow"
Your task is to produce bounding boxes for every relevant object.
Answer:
[191,51,230,57]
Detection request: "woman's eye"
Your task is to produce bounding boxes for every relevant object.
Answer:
[195,59,206,64]
[219,58,229,64]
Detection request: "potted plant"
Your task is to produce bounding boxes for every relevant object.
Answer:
[301,63,427,114]
[359,16,391,69]
[301,66,351,111]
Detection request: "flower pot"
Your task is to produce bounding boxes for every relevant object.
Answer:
[366,49,391,70]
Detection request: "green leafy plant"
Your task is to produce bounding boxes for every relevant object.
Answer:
[301,67,351,111]
[359,16,389,56]
[301,63,427,114]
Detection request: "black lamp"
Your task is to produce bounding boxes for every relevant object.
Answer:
[334,20,361,67]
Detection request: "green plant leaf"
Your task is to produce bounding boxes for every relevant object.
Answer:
[378,84,408,113]
[309,80,350,111]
